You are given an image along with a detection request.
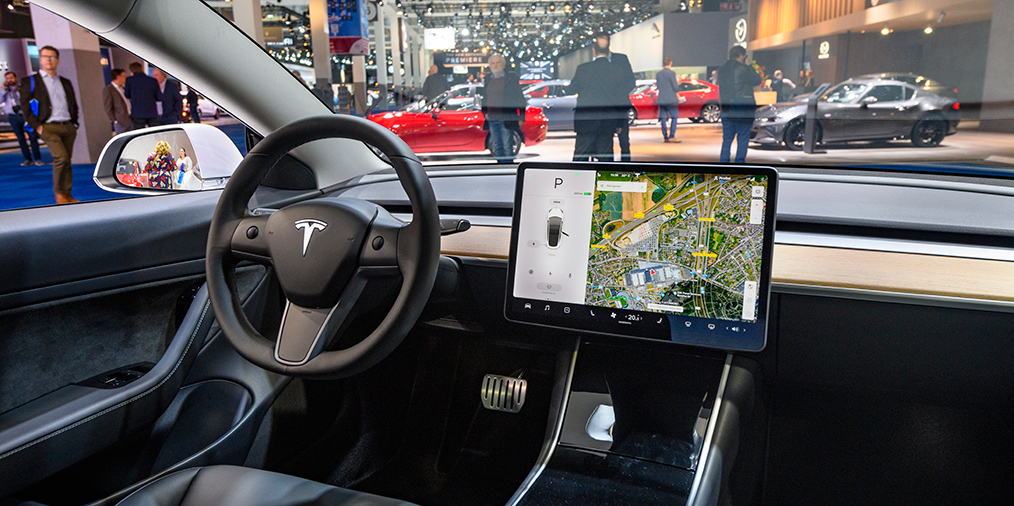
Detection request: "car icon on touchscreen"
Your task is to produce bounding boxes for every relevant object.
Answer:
[547,208,566,249]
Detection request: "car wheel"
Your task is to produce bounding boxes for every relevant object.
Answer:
[214,109,221,120]
[912,117,945,147]
[783,120,819,151]
[513,130,523,157]
[628,108,637,126]
[701,102,721,123]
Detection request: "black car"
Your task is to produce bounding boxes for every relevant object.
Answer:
[752,79,960,150]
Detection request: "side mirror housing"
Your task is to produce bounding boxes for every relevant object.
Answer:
[93,124,244,194]
[431,107,441,120]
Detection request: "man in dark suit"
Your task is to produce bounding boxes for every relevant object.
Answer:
[21,45,80,204]
[102,68,132,134]
[481,54,527,163]
[656,56,682,143]
[124,62,160,128]
[599,35,636,161]
[717,45,761,163]
[567,33,633,161]
[153,68,183,125]
[185,87,200,123]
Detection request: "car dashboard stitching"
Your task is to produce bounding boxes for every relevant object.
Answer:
[0,299,212,462]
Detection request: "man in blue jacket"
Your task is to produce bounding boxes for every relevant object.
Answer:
[124,62,160,128]
[153,68,183,125]
[656,57,682,143]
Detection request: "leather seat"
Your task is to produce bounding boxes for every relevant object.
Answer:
[116,466,418,506]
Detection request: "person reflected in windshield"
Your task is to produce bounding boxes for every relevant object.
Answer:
[657,57,682,143]
[481,54,526,164]
[569,33,632,161]
[145,140,176,190]
[423,65,449,101]
[717,45,761,164]
[771,70,796,103]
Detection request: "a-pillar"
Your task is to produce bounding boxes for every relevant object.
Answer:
[308,0,333,110]
[29,5,109,164]
[232,0,265,47]
[373,4,388,105]
[980,0,1014,133]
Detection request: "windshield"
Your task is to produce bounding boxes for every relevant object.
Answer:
[821,83,870,104]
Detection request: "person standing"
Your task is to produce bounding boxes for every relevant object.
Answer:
[185,87,200,123]
[716,45,761,164]
[710,69,719,85]
[3,71,42,166]
[144,140,175,190]
[770,70,796,102]
[124,62,160,129]
[102,68,132,135]
[423,65,450,101]
[153,68,183,125]
[656,57,682,143]
[568,34,632,161]
[480,54,527,164]
[21,46,79,204]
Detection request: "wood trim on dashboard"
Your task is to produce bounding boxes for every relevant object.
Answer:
[440,226,1014,302]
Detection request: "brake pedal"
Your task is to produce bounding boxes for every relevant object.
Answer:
[481,374,527,413]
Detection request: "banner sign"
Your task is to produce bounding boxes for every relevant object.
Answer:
[443,52,488,66]
[329,0,369,55]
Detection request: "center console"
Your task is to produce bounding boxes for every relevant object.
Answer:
[502,162,776,505]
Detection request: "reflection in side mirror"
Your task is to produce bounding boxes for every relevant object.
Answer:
[94,124,244,194]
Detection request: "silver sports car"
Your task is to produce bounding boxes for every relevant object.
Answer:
[752,79,960,150]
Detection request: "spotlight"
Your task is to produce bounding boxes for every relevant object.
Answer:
[549,3,556,11]
[623,3,630,12]
[924,26,933,34]
[880,25,891,35]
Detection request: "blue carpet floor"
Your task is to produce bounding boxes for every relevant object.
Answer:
[0,122,246,212]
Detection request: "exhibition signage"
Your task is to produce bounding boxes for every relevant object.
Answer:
[443,52,488,66]
[329,0,369,55]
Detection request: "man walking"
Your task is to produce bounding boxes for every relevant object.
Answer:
[568,33,632,161]
[717,46,761,164]
[21,45,79,204]
[102,68,132,134]
[124,62,160,129]
[153,68,183,125]
[656,57,682,143]
[480,54,527,163]
[423,65,449,101]
[3,71,42,166]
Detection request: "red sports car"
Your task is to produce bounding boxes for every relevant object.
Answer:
[629,79,722,124]
[368,101,548,156]
[115,158,147,188]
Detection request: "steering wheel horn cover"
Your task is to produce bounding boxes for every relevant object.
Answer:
[206,115,440,378]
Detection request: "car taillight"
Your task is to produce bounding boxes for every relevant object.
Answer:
[952,102,960,110]
[952,88,958,94]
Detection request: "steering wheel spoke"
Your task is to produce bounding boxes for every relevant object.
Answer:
[274,272,368,366]
[230,214,272,263]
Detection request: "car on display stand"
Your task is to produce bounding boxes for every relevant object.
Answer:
[368,98,548,156]
[628,78,722,124]
[752,78,960,150]
[3,2,1014,506]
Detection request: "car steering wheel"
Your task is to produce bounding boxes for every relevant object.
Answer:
[205,115,440,378]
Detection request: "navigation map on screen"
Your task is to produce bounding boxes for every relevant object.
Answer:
[585,171,767,322]
[508,164,775,350]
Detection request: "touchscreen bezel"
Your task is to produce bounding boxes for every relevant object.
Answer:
[504,161,778,352]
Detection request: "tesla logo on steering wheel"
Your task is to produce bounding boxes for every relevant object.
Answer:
[294,219,327,256]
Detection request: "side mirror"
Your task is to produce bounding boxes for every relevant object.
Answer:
[860,96,877,107]
[431,107,441,120]
[93,124,243,194]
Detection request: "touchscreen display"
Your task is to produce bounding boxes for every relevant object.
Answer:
[505,162,777,351]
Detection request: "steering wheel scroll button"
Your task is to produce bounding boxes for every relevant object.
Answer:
[372,236,385,250]
[246,226,259,239]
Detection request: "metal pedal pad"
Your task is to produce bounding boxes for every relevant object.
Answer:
[481,374,527,413]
